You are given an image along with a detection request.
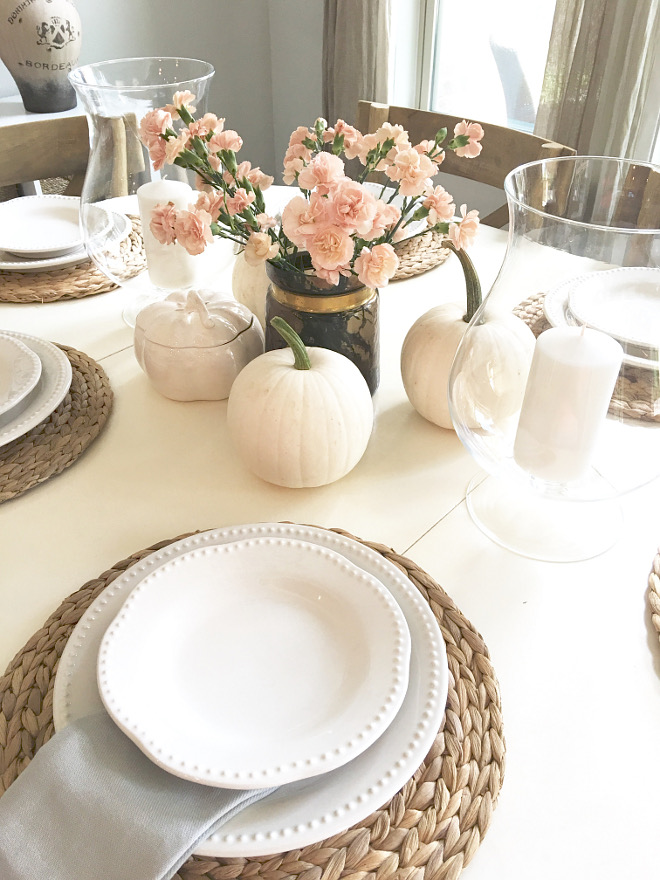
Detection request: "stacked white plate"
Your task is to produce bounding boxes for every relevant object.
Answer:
[543,267,660,368]
[53,522,449,857]
[0,330,73,445]
[0,195,132,273]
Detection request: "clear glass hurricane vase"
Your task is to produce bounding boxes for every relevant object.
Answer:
[447,156,660,561]
[69,57,223,327]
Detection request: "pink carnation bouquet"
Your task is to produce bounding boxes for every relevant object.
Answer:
[139,92,484,288]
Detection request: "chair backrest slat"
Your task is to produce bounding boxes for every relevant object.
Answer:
[355,101,577,227]
[0,116,90,190]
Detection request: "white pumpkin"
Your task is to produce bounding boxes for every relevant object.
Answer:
[231,252,269,329]
[449,313,536,430]
[134,289,264,401]
[227,317,374,488]
[401,305,536,430]
[401,303,468,429]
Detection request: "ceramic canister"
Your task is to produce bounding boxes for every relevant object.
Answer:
[0,0,81,112]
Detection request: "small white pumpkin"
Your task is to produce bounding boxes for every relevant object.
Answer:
[134,289,264,401]
[231,251,269,329]
[401,242,483,430]
[402,305,536,430]
[449,312,536,430]
[227,317,374,488]
[401,302,469,429]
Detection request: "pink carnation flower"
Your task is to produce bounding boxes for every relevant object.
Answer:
[163,91,196,116]
[354,243,399,288]
[366,200,401,239]
[173,207,213,256]
[306,224,354,272]
[139,108,172,150]
[324,119,363,160]
[148,137,168,172]
[195,189,226,219]
[244,232,279,266]
[225,187,255,216]
[385,149,437,197]
[149,202,179,245]
[230,161,274,191]
[288,125,314,148]
[454,121,484,158]
[297,151,345,195]
[328,179,377,236]
[164,129,191,164]
[282,143,312,185]
[423,185,455,225]
[188,114,219,139]
[208,129,243,153]
[447,204,480,249]
[256,213,277,230]
[281,193,328,247]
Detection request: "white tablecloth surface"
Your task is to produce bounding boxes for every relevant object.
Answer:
[1,215,659,880]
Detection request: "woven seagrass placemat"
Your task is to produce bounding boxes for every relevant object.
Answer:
[648,548,660,644]
[514,291,660,423]
[394,230,450,281]
[0,345,112,502]
[0,527,505,880]
[0,217,146,304]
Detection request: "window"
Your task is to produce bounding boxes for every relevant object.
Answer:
[427,0,556,131]
[390,0,557,133]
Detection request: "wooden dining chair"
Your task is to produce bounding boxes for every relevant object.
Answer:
[0,113,146,202]
[0,115,91,200]
[356,101,577,227]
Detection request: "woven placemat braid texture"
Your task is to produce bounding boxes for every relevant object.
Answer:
[0,528,505,880]
[0,217,146,303]
[0,346,113,502]
[393,230,451,281]
[514,291,660,423]
[648,548,660,644]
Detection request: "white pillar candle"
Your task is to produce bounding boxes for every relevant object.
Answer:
[513,326,623,483]
[137,180,199,290]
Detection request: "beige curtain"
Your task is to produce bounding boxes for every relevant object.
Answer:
[322,0,391,126]
[534,0,660,160]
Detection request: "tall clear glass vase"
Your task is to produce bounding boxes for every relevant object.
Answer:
[69,57,223,327]
[447,156,660,561]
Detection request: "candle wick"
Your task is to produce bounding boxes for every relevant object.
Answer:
[580,323,587,337]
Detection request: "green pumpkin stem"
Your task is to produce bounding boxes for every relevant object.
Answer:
[444,241,482,324]
[270,316,311,370]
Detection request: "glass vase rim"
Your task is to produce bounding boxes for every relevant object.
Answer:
[503,154,660,235]
[265,259,367,294]
[68,57,215,92]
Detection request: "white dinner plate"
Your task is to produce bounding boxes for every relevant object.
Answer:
[0,195,83,257]
[98,536,411,789]
[0,210,131,274]
[0,333,42,417]
[0,332,72,447]
[54,523,448,857]
[567,267,660,349]
[543,275,659,369]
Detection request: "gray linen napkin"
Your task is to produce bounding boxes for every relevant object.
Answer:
[0,713,275,880]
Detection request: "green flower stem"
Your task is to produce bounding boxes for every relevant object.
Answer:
[271,316,311,370]
[443,240,482,323]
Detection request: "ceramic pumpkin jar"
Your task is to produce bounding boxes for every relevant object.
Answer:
[227,317,374,488]
[134,289,264,401]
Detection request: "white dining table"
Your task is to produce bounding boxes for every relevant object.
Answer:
[0,213,659,880]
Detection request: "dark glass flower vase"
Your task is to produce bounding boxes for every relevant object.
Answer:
[264,263,380,395]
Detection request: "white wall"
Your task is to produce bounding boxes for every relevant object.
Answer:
[0,0,324,176]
